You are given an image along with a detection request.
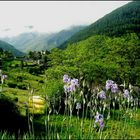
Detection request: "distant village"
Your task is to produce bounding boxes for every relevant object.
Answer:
[0,49,50,70]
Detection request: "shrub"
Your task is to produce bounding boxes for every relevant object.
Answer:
[14,97,18,102]
[44,79,64,113]
[16,76,23,82]
[28,67,43,75]
[17,83,27,90]
[7,82,17,88]
[14,64,19,68]
[0,94,28,134]
[39,80,44,83]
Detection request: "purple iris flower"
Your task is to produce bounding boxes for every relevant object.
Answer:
[99,114,103,120]
[64,85,70,93]
[69,84,76,92]
[106,80,114,90]
[63,75,70,83]
[2,75,8,79]
[99,90,106,99]
[106,80,118,93]
[63,75,79,93]
[111,83,118,93]
[94,112,104,129]
[124,89,129,98]
[100,120,104,129]
[71,78,79,87]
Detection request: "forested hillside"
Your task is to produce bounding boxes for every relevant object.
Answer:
[47,33,140,87]
[59,1,140,49]
[0,40,24,56]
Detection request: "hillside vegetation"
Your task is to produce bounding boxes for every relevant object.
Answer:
[0,40,24,56]
[0,1,140,139]
[47,33,140,88]
[59,1,140,49]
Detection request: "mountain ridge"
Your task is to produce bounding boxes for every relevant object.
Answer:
[1,25,86,53]
[59,1,140,49]
[0,40,24,56]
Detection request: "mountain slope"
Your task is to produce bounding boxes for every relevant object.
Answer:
[1,25,86,53]
[1,32,42,52]
[59,1,140,49]
[0,40,24,56]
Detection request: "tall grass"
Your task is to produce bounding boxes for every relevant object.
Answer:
[0,72,140,139]
[32,76,139,139]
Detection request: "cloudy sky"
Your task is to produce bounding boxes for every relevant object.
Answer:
[0,1,130,37]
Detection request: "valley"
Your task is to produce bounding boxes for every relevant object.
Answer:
[0,1,140,139]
